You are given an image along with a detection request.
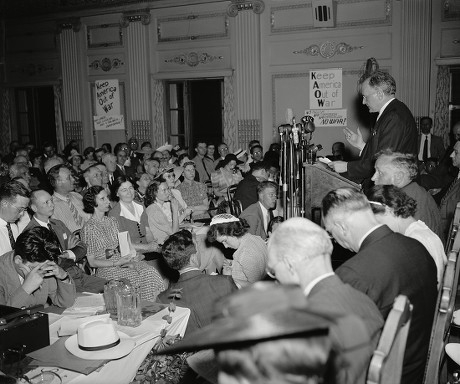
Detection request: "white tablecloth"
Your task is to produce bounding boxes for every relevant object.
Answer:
[26,306,190,384]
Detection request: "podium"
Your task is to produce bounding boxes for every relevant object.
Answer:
[303,163,361,222]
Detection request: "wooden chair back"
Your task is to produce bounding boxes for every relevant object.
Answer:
[367,295,412,384]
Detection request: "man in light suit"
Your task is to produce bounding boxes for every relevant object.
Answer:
[157,230,237,335]
[322,188,437,384]
[239,181,277,240]
[330,71,418,186]
[418,116,445,163]
[267,217,383,384]
[25,189,106,293]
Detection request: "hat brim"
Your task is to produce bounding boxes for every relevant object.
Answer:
[158,307,332,354]
[136,148,154,155]
[157,145,173,153]
[65,331,135,360]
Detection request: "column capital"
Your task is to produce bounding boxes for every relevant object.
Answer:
[56,17,81,33]
[227,0,265,17]
[120,9,151,28]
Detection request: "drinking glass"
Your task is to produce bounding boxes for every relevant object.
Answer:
[103,280,126,316]
[116,285,142,327]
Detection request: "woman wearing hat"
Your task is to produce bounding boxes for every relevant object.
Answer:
[176,161,210,220]
[207,214,268,288]
[155,165,188,213]
[81,186,165,301]
[210,154,243,202]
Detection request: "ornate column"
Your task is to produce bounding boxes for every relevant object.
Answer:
[57,18,83,151]
[399,0,431,120]
[121,10,153,144]
[228,0,264,150]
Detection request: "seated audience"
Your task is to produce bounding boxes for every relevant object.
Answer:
[267,215,284,238]
[214,143,229,169]
[0,180,31,255]
[176,161,209,220]
[239,181,278,240]
[156,165,187,210]
[94,147,106,163]
[192,141,214,182]
[267,217,384,384]
[108,176,160,256]
[25,189,106,293]
[367,185,447,287]
[144,158,161,179]
[157,230,237,334]
[0,227,76,308]
[207,214,268,288]
[210,154,243,200]
[372,149,443,239]
[249,144,264,170]
[322,187,437,383]
[81,146,97,170]
[81,186,164,301]
[233,161,269,210]
[418,116,445,163]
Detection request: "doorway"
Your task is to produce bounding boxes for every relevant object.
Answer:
[165,78,223,151]
[14,86,56,147]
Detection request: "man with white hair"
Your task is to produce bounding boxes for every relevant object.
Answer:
[101,152,117,186]
[267,217,383,384]
[371,149,442,239]
[322,187,437,384]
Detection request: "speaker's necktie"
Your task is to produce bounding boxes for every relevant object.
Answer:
[6,223,15,249]
[423,135,428,162]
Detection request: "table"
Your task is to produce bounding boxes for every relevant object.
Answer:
[5,303,190,384]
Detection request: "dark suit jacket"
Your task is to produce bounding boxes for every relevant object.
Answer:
[336,225,437,384]
[233,174,260,210]
[157,270,237,335]
[418,134,445,161]
[440,178,460,239]
[307,275,384,384]
[25,217,87,270]
[347,99,418,182]
[239,202,267,240]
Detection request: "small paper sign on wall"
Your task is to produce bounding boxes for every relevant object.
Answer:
[304,109,347,127]
[95,79,120,116]
[93,115,125,131]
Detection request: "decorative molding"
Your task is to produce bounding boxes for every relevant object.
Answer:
[224,75,236,151]
[64,121,83,150]
[443,0,460,21]
[238,119,260,150]
[10,63,55,76]
[164,52,223,67]
[151,79,165,147]
[157,12,228,43]
[56,18,81,33]
[294,41,364,59]
[87,23,123,49]
[120,9,151,28]
[271,0,391,34]
[89,57,124,72]
[227,0,265,17]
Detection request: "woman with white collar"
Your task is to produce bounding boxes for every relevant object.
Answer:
[108,175,160,257]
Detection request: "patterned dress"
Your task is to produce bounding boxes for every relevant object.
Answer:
[81,216,164,301]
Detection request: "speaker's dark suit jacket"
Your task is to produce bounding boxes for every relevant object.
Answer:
[157,270,237,335]
[336,225,437,384]
[239,202,267,240]
[307,275,384,384]
[347,99,418,182]
[418,134,445,161]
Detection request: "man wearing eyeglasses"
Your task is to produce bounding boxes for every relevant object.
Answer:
[329,71,417,187]
[0,180,31,255]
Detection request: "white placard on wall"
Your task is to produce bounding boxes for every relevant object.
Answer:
[309,68,342,109]
[95,79,120,116]
[304,109,347,127]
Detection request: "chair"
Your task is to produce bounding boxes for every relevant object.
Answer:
[445,202,460,254]
[423,227,460,383]
[367,295,412,384]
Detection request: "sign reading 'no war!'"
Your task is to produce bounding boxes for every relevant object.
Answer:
[309,68,342,109]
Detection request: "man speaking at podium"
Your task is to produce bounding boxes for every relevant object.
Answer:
[329,70,417,187]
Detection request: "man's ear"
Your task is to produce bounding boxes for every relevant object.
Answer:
[30,203,38,213]
[13,254,23,265]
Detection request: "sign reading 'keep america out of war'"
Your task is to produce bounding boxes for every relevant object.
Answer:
[309,68,342,110]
